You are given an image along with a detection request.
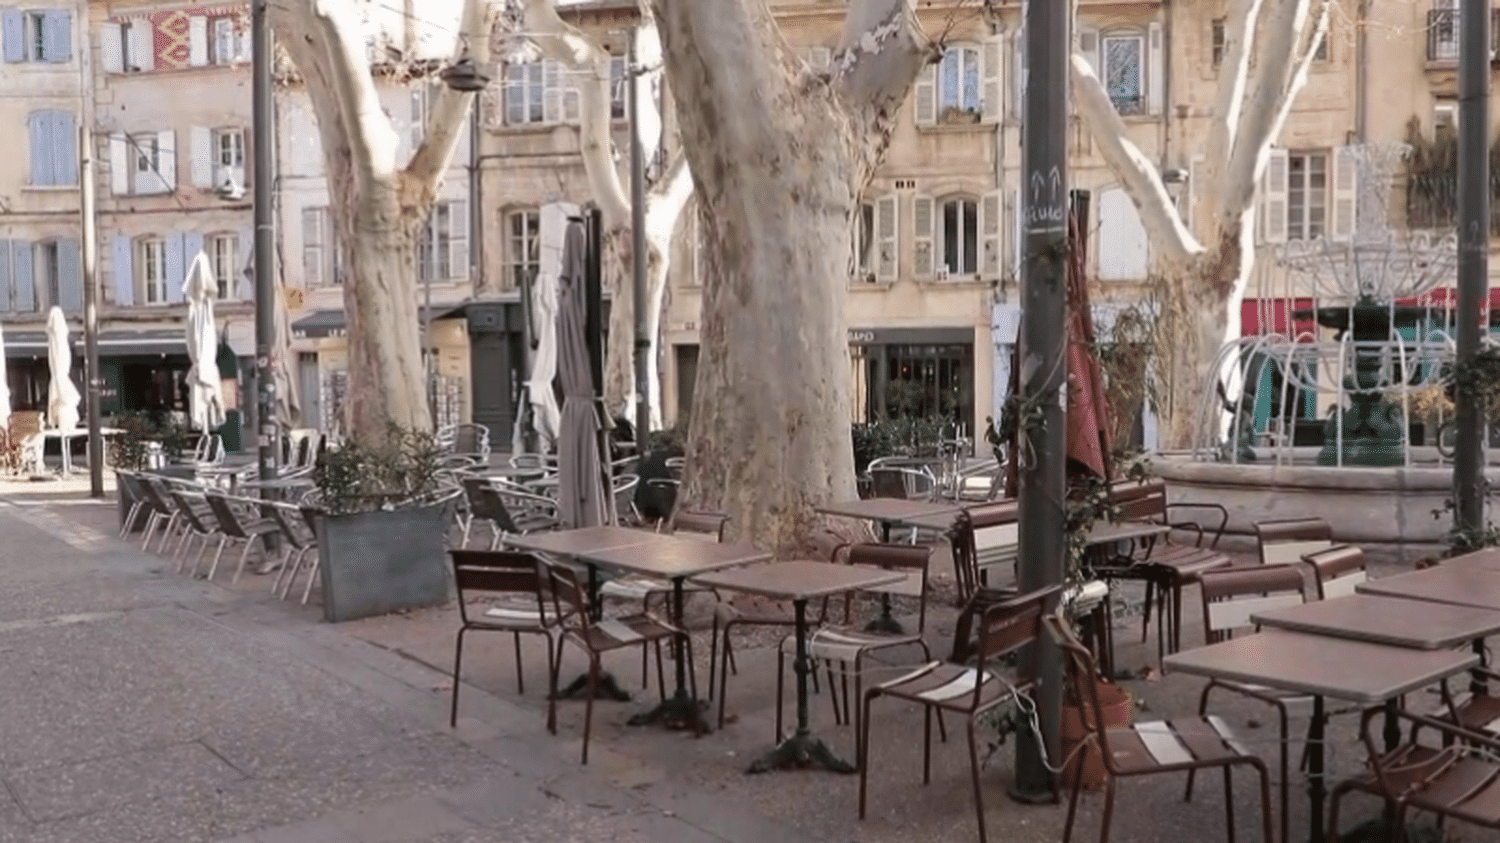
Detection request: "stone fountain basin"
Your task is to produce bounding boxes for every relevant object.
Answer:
[1155,451,1500,565]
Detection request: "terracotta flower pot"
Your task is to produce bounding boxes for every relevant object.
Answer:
[1060,677,1132,790]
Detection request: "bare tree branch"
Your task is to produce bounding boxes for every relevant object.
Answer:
[1071,54,1202,261]
[1202,0,1263,218]
[404,0,491,203]
[1265,0,1330,150]
[524,0,631,225]
[833,0,930,119]
[645,150,693,237]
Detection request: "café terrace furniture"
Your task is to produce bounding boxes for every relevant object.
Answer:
[1300,544,1368,600]
[1252,516,1334,565]
[815,497,963,632]
[447,550,557,728]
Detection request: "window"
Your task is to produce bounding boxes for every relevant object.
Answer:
[301,206,343,287]
[207,234,236,299]
[940,198,978,277]
[854,202,875,280]
[937,46,980,124]
[137,237,168,304]
[610,55,627,120]
[419,200,468,282]
[1102,34,1145,115]
[1286,152,1328,241]
[214,128,243,186]
[2,9,70,63]
[505,61,546,125]
[27,110,77,187]
[1211,18,1225,66]
[506,209,540,290]
[36,240,58,308]
[210,16,247,65]
[1314,32,1330,62]
[1435,98,1458,134]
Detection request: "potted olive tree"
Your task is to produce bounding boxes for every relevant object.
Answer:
[309,425,461,622]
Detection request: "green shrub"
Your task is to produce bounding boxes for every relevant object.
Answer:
[313,424,445,515]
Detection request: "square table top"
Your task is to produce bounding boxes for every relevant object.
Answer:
[503,525,669,557]
[815,498,962,525]
[1447,547,1500,571]
[693,560,904,602]
[1356,563,1500,612]
[1252,593,1500,650]
[585,537,771,579]
[1164,629,1478,704]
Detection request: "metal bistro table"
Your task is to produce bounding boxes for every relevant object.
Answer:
[1253,593,1500,651]
[1165,629,1478,843]
[584,538,769,733]
[815,498,962,633]
[693,560,903,774]
[505,526,675,701]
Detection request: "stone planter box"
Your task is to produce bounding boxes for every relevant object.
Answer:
[314,496,455,623]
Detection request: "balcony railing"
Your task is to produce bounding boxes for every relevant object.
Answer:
[1110,94,1146,116]
[1427,7,1500,62]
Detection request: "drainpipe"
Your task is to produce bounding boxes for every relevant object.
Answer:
[468,93,482,290]
[1160,0,1173,171]
[1354,0,1368,141]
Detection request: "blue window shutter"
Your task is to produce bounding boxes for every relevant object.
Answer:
[28,112,51,186]
[2,10,23,63]
[43,11,69,62]
[54,112,77,185]
[165,232,185,303]
[57,238,81,312]
[112,234,133,306]
[13,241,34,312]
[0,240,11,312]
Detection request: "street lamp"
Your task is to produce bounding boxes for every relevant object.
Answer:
[441,56,490,92]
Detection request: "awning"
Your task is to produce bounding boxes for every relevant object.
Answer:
[291,306,466,339]
[3,329,192,359]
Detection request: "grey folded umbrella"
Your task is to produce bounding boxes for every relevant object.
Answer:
[555,220,610,528]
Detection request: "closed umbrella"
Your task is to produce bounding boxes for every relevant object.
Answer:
[0,321,10,433]
[45,307,80,432]
[555,220,611,529]
[183,251,226,431]
[271,281,301,431]
[1064,207,1112,481]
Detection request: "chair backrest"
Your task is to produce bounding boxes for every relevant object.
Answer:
[543,560,592,633]
[477,486,523,535]
[169,490,215,535]
[1254,517,1334,565]
[136,475,177,514]
[810,527,848,562]
[1198,563,1309,643]
[1044,612,1128,770]
[960,586,1060,711]
[869,466,936,501]
[1108,479,1168,523]
[299,504,322,537]
[204,493,250,539]
[453,423,491,458]
[267,503,310,550]
[669,509,728,541]
[846,542,933,631]
[460,477,498,521]
[1303,544,1368,600]
[449,549,546,626]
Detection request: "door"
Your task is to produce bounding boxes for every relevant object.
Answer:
[469,331,514,437]
[298,353,321,431]
[674,344,698,425]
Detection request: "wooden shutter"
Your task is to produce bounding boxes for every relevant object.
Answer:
[109,133,129,194]
[189,15,207,66]
[542,60,563,123]
[28,112,52,186]
[57,238,81,311]
[301,207,323,288]
[128,22,154,72]
[913,63,936,127]
[54,112,76,186]
[156,130,176,192]
[981,190,1002,279]
[43,10,69,62]
[1187,155,1205,232]
[450,200,469,279]
[100,22,123,73]
[875,195,898,282]
[1010,27,1025,120]
[1331,146,1358,241]
[112,234,133,306]
[1011,189,1024,277]
[2,9,22,62]
[190,126,213,188]
[912,194,935,279]
[1148,21,1164,114]
[238,227,254,299]
[12,241,34,312]
[165,232,185,303]
[1261,148,1289,243]
[981,35,1004,124]
[0,240,10,311]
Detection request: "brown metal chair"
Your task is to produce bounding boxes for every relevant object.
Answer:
[1045,613,1275,843]
[1188,563,1313,843]
[859,586,1060,843]
[1301,543,1368,600]
[448,550,556,728]
[947,500,1020,606]
[1328,706,1500,842]
[784,542,935,744]
[544,561,693,764]
[1253,516,1334,566]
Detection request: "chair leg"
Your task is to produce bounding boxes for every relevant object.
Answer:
[858,690,876,819]
[967,717,987,843]
[1062,750,1084,843]
[1276,705,1290,843]
[301,554,320,604]
[718,628,733,729]
[513,632,525,695]
[450,627,467,728]
[1255,761,1274,843]
[547,637,566,736]
[206,535,230,580]
[231,536,257,584]
[707,616,720,700]
[923,706,933,784]
[1097,774,1117,843]
[1222,766,1235,843]
[774,646,786,741]
[1140,579,1154,643]
[582,658,598,764]
[653,640,667,702]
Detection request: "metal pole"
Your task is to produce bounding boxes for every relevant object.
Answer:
[81,125,102,497]
[628,38,650,456]
[1010,0,1069,803]
[253,0,276,483]
[1454,0,1490,541]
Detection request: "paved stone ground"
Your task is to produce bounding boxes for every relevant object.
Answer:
[0,475,1457,843]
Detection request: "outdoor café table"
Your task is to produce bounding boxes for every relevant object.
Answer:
[815,498,963,633]
[1252,593,1500,650]
[505,525,676,700]
[1356,562,1500,613]
[691,560,904,774]
[1444,546,1500,571]
[1165,628,1478,842]
[584,538,770,732]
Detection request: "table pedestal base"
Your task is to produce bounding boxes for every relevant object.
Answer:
[553,671,631,702]
[628,692,709,733]
[863,613,904,634]
[748,733,855,774]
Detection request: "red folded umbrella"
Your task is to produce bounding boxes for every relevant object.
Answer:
[1065,212,1112,482]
